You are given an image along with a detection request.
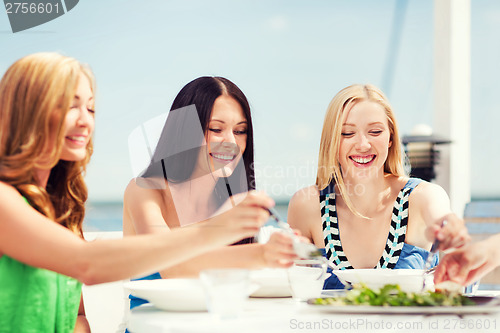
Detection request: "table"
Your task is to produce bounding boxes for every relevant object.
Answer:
[128,291,500,333]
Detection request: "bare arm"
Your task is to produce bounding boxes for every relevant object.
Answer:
[123,181,296,278]
[158,232,296,278]
[287,186,321,246]
[411,181,452,227]
[0,182,272,285]
[434,233,500,286]
[410,182,469,250]
[123,179,172,235]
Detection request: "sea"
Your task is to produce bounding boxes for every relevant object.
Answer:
[83,200,500,234]
[83,202,291,232]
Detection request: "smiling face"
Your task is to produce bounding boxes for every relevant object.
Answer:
[338,100,391,180]
[59,74,95,162]
[192,94,248,179]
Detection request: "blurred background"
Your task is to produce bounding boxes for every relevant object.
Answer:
[1,1,498,236]
[2,0,500,304]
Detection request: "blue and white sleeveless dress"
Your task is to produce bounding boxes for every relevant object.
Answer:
[320,178,438,289]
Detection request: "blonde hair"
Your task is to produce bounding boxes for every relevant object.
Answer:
[316,84,406,216]
[0,52,95,236]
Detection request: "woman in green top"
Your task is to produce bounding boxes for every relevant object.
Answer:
[0,53,278,332]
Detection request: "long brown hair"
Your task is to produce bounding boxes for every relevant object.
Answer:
[0,53,95,237]
[316,84,406,216]
[141,76,256,200]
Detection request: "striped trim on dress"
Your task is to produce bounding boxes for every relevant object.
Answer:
[321,179,418,270]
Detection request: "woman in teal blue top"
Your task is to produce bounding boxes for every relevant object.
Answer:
[288,84,471,289]
[0,53,275,333]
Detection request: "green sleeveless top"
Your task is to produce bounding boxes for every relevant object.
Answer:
[0,198,82,332]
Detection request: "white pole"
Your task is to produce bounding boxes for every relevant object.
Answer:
[433,0,471,217]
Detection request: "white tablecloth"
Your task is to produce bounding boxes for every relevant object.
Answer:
[128,291,500,333]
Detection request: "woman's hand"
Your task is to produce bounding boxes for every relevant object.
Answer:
[260,232,298,268]
[434,234,500,286]
[426,213,470,252]
[201,191,274,246]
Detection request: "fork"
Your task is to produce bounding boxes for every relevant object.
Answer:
[421,220,447,291]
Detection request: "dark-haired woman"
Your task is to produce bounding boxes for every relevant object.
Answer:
[123,77,298,309]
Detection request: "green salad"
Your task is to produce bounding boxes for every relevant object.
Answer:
[313,284,475,307]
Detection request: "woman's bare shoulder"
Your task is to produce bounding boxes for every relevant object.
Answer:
[289,185,320,204]
[288,185,320,219]
[0,181,24,204]
[288,185,321,239]
[124,177,166,201]
[123,177,175,233]
[0,181,17,193]
[406,178,451,224]
[409,178,448,201]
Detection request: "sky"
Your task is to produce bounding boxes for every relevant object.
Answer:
[0,0,499,203]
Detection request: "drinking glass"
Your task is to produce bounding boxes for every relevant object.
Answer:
[200,269,250,320]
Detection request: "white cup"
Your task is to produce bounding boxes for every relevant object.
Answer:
[200,269,251,320]
[287,259,328,301]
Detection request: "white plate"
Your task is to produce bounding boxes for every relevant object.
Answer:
[332,269,432,292]
[124,278,207,312]
[250,269,292,298]
[308,304,500,315]
[308,295,500,315]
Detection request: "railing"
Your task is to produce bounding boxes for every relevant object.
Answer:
[464,201,500,290]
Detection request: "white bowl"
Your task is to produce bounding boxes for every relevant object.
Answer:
[124,278,206,311]
[250,269,292,297]
[332,269,433,293]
